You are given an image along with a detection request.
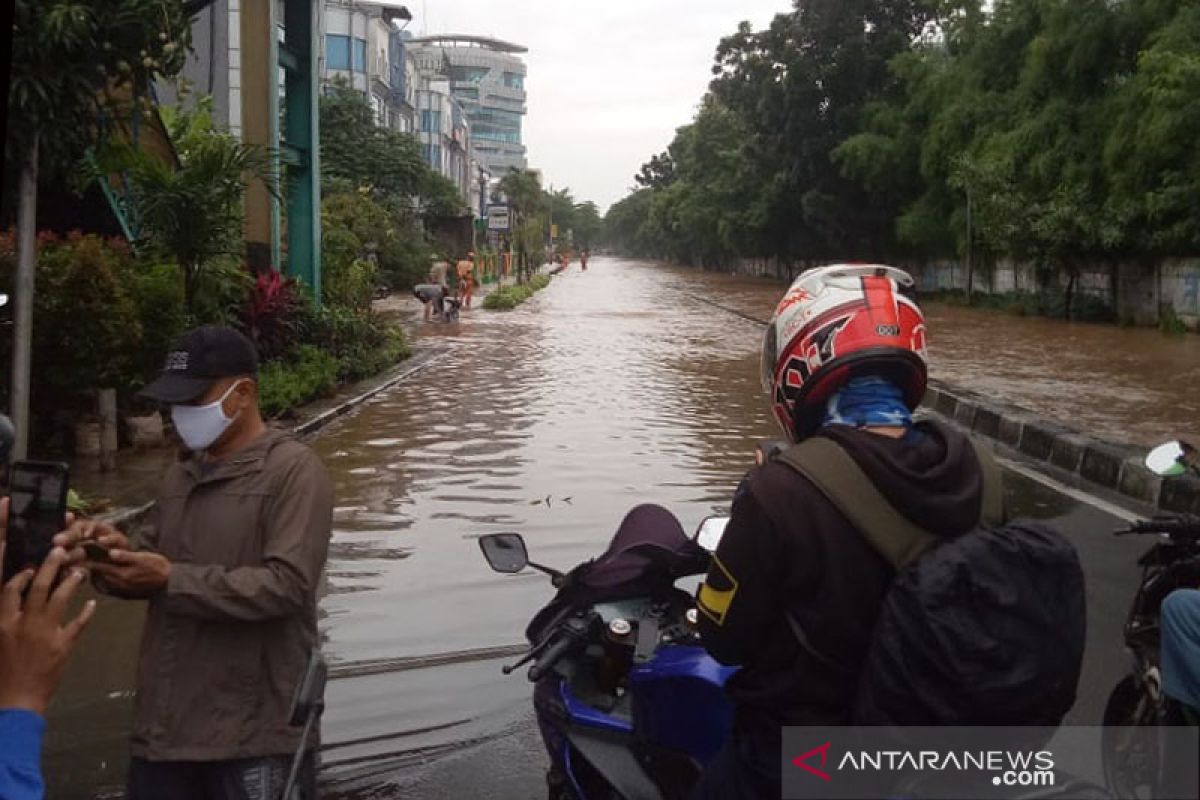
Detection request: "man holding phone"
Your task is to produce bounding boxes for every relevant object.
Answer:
[55,326,333,800]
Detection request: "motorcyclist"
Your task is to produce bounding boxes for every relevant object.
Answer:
[1162,588,1200,722]
[693,264,996,798]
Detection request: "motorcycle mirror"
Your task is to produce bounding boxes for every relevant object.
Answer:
[478,533,529,574]
[1145,440,1198,477]
[695,516,730,553]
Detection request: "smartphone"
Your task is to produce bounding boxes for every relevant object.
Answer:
[83,542,115,564]
[2,461,70,584]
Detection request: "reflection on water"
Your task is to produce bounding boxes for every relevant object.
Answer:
[42,257,1199,797]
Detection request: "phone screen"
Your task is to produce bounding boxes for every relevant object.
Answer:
[3,461,70,583]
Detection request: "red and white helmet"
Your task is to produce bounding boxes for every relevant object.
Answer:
[761,264,928,441]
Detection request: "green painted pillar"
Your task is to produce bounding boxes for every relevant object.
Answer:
[282,0,321,303]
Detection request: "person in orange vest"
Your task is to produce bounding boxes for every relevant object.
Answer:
[456,252,475,310]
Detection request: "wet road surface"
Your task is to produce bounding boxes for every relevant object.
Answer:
[42,258,1181,797]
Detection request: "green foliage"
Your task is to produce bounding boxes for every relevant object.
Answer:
[1160,305,1190,334]
[7,0,192,169]
[256,345,340,419]
[606,0,1200,274]
[305,306,410,381]
[483,274,551,310]
[321,190,431,290]
[95,99,275,310]
[320,82,466,218]
[0,232,141,409]
[122,261,187,392]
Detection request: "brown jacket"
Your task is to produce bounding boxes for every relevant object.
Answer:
[128,430,333,761]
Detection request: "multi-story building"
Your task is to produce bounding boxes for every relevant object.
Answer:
[407,34,529,177]
[415,76,473,202]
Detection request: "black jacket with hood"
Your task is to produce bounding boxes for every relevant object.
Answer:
[695,419,992,732]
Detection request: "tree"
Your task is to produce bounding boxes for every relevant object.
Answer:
[496,168,545,281]
[97,99,276,313]
[320,82,465,218]
[5,0,193,458]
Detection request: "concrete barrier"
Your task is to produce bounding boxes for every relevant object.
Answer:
[924,379,1199,512]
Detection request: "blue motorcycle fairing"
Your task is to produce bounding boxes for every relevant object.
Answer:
[630,645,738,765]
[560,679,634,734]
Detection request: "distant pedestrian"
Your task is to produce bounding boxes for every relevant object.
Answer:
[581,250,590,271]
[429,255,450,288]
[413,283,447,322]
[456,252,475,309]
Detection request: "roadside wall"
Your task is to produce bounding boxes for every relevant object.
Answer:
[729,257,1200,330]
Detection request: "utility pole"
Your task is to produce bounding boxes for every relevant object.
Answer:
[10,136,38,460]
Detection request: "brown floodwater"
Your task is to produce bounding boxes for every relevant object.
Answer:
[41,257,1200,797]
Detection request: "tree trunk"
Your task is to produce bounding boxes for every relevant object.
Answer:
[1064,269,1077,321]
[10,136,39,461]
[98,388,118,472]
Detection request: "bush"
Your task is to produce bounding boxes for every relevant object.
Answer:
[190,255,253,326]
[305,306,410,381]
[0,231,142,411]
[323,255,378,312]
[483,274,551,311]
[242,270,305,362]
[322,191,432,290]
[257,345,340,419]
[123,262,188,394]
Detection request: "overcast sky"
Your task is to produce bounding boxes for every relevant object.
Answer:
[414,1,792,212]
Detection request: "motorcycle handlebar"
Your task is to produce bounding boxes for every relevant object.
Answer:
[1118,515,1200,538]
[527,635,576,682]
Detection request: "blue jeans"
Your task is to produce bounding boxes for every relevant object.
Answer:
[1162,589,1200,710]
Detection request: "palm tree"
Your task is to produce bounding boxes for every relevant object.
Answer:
[496,168,545,282]
[97,108,276,312]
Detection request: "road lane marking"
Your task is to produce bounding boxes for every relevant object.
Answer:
[995,456,1142,523]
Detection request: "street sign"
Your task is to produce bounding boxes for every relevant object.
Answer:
[487,205,511,231]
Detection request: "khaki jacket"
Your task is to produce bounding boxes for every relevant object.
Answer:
[128,430,333,761]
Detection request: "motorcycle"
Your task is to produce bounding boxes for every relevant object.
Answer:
[478,505,737,800]
[1101,440,1200,799]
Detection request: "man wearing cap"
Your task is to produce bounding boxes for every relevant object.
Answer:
[55,326,333,799]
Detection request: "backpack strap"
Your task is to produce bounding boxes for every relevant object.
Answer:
[776,437,936,571]
[967,437,1005,527]
[774,433,1005,571]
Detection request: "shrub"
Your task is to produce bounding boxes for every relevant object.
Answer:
[257,345,340,418]
[323,255,378,312]
[242,270,305,362]
[483,274,551,311]
[123,262,188,394]
[305,306,410,381]
[0,231,142,411]
[191,255,253,326]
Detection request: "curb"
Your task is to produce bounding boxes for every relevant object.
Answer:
[924,380,1200,513]
[99,345,450,530]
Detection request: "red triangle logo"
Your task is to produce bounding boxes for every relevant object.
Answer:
[791,741,832,782]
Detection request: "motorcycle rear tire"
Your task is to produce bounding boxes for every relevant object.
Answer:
[1102,674,1162,799]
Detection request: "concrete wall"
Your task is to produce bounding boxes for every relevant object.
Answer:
[909,259,1200,329]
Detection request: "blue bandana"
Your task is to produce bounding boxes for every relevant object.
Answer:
[822,375,912,430]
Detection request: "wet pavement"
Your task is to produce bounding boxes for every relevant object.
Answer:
[41,258,1186,798]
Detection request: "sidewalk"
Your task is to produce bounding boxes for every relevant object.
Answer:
[74,271,525,524]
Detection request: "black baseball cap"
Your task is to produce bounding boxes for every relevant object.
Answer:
[139,326,259,404]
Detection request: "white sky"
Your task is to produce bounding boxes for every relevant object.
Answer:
[415,1,792,212]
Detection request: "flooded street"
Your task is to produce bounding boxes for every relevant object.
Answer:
[42,257,1198,797]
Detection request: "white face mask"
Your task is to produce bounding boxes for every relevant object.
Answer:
[171,380,246,452]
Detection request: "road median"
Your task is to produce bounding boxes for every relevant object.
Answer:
[924,380,1200,514]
